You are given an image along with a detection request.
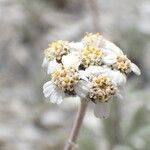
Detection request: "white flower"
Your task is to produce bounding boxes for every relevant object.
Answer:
[83,66,126,118]
[82,32,105,48]
[89,74,117,119]
[42,41,83,73]
[79,45,103,69]
[44,40,70,61]
[43,74,90,104]
[43,53,90,104]
[103,54,141,75]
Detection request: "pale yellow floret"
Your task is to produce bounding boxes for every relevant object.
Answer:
[80,45,103,68]
[90,75,117,103]
[52,66,80,94]
[113,55,131,74]
[82,32,104,47]
[44,40,69,61]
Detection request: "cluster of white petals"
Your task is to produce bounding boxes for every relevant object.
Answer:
[42,32,141,118]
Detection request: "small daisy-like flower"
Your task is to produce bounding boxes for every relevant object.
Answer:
[52,65,80,95]
[90,75,117,119]
[80,45,103,69]
[104,53,141,75]
[44,40,69,62]
[112,55,131,74]
[84,66,126,118]
[82,32,104,47]
[43,53,90,104]
[89,75,117,103]
[42,40,71,74]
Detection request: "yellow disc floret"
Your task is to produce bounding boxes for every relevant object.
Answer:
[44,40,69,62]
[82,32,103,46]
[113,55,131,74]
[89,75,117,103]
[52,66,80,95]
[80,45,103,68]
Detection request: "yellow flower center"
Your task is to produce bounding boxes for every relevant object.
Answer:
[52,66,80,94]
[44,40,69,62]
[82,32,103,47]
[90,75,117,103]
[113,55,131,74]
[80,45,103,68]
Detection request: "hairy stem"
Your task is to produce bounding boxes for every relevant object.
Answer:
[64,100,88,150]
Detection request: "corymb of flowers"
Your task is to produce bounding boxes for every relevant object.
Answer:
[42,32,141,119]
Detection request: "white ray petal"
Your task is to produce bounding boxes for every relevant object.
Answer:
[55,88,65,104]
[116,87,125,100]
[85,66,106,76]
[104,39,124,55]
[69,42,84,50]
[43,82,56,98]
[47,59,58,74]
[43,84,64,104]
[94,102,111,119]
[101,48,116,56]
[42,57,49,68]
[43,83,55,94]
[43,81,53,89]
[130,63,141,75]
[103,55,116,65]
[50,91,59,104]
[74,80,90,98]
[43,86,55,98]
[62,53,80,68]
[79,70,89,81]
[109,70,127,86]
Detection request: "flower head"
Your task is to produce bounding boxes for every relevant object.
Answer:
[104,53,141,75]
[80,45,103,69]
[112,55,131,74]
[89,75,117,103]
[82,32,104,47]
[43,53,90,104]
[42,32,141,118]
[52,65,80,95]
[44,40,70,62]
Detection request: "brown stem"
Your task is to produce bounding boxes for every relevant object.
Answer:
[64,100,88,150]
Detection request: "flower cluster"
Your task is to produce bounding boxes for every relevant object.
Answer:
[42,32,141,118]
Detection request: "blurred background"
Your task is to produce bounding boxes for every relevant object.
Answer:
[0,0,150,150]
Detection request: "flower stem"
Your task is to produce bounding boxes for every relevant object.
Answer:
[64,100,88,150]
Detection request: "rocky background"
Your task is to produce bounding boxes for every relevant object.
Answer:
[0,0,150,150]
